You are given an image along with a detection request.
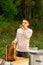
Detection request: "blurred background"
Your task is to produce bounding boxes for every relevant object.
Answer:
[0,0,43,58]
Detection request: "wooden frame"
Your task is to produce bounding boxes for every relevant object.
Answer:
[6,44,16,61]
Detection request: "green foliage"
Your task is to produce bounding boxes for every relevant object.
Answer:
[30,19,41,31]
[0,0,18,20]
[0,17,21,41]
[14,0,23,6]
[30,31,43,49]
[25,0,35,7]
[0,17,21,58]
[0,0,43,21]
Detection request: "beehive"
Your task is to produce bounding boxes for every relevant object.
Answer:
[6,44,16,61]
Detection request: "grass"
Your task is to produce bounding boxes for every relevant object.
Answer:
[0,21,43,58]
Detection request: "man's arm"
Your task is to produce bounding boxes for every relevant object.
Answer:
[24,29,33,39]
[12,36,17,44]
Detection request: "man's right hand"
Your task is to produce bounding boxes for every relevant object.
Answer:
[12,41,15,45]
[12,41,16,48]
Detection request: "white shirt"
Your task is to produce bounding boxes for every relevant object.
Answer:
[14,28,33,52]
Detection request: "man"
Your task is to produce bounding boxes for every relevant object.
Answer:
[12,19,33,58]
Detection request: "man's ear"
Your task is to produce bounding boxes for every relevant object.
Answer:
[27,23,29,26]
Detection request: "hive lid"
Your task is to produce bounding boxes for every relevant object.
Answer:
[29,49,43,55]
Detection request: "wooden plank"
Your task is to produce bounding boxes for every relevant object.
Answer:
[11,57,29,65]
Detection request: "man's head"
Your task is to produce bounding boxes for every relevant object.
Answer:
[22,19,29,29]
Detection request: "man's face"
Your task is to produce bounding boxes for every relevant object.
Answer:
[22,20,29,28]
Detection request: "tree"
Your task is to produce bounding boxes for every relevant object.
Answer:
[25,0,35,20]
[15,0,35,20]
[0,0,18,21]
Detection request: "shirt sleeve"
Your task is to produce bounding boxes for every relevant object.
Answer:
[24,29,33,39]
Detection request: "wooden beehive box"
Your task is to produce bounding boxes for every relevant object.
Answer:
[6,44,16,61]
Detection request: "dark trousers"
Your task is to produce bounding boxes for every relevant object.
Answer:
[16,51,29,58]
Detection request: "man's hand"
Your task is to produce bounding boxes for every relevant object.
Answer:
[12,41,15,45]
[12,41,16,48]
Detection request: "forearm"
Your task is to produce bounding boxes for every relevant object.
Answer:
[12,38,17,44]
[24,30,33,39]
